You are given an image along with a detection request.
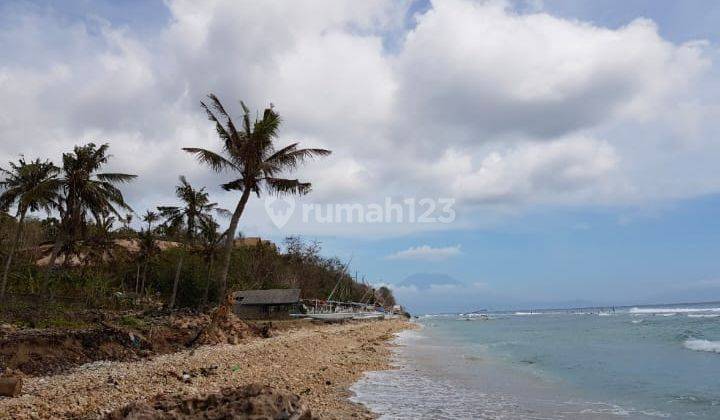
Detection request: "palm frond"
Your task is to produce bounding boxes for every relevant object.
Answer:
[264,146,331,174]
[182,148,238,172]
[96,173,137,183]
[264,177,312,196]
[220,178,245,192]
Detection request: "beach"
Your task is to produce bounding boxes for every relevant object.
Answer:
[0,319,410,419]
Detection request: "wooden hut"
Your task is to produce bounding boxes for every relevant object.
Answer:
[232,289,301,320]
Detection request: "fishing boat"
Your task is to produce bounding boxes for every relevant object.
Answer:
[290,264,387,321]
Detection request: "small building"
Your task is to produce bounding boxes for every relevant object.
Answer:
[233,289,301,320]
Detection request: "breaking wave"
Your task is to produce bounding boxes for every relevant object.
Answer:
[684,339,720,354]
[629,307,720,314]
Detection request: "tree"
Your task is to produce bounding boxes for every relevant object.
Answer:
[82,213,124,269]
[44,143,136,290]
[142,210,159,231]
[375,286,396,308]
[184,95,331,299]
[137,210,160,295]
[0,158,60,299]
[122,213,133,229]
[158,176,218,308]
[137,227,159,296]
[197,217,225,304]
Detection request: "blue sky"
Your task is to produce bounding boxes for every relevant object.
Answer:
[307,194,720,312]
[2,0,720,313]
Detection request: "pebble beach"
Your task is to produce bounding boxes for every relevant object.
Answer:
[0,319,411,419]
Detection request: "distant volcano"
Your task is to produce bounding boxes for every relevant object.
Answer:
[396,273,463,289]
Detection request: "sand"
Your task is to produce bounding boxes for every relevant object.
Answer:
[0,319,410,419]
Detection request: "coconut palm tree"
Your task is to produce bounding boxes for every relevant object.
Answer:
[0,158,61,300]
[183,95,331,299]
[44,143,136,289]
[82,213,123,268]
[158,176,218,308]
[142,210,159,231]
[137,228,159,296]
[196,217,226,304]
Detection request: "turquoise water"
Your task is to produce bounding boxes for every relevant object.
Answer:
[351,302,720,419]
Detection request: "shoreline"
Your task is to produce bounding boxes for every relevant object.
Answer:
[0,319,411,419]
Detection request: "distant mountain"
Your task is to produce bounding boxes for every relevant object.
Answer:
[396,273,463,289]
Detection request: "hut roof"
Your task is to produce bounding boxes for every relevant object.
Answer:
[233,289,301,305]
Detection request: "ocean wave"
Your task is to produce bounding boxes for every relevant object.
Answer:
[684,339,720,354]
[629,307,720,314]
[688,314,720,318]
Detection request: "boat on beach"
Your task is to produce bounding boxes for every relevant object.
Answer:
[294,299,386,321]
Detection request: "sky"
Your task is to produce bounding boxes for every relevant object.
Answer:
[1,0,720,313]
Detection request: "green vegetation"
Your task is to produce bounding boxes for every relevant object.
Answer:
[0,95,395,314]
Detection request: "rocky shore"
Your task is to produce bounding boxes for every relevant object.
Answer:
[0,319,410,419]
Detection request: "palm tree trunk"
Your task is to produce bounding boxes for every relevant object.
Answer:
[42,235,64,296]
[141,260,148,296]
[217,188,251,301]
[134,263,141,293]
[169,251,184,309]
[1,210,26,301]
[203,255,214,305]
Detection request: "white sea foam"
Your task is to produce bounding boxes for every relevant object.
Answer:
[684,339,720,353]
[688,314,720,318]
[629,307,720,314]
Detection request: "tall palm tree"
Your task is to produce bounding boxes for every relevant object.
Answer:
[0,158,61,300]
[142,210,159,231]
[45,143,136,287]
[184,95,331,299]
[158,176,218,308]
[122,213,133,229]
[137,227,160,296]
[137,210,160,295]
[197,217,226,304]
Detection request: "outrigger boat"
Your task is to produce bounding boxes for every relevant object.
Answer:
[290,264,392,321]
[293,299,384,321]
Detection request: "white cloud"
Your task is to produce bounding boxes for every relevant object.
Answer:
[452,136,620,205]
[0,0,718,236]
[386,244,462,261]
[396,0,708,142]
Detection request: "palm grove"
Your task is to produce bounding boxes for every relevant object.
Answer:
[0,96,396,309]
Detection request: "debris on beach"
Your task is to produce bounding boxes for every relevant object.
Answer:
[105,384,316,419]
[188,297,252,346]
[0,307,258,375]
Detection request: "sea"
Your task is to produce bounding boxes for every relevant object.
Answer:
[350,301,720,419]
